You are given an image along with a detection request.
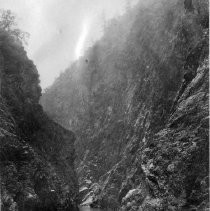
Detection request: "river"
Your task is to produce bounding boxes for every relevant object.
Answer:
[79,206,103,211]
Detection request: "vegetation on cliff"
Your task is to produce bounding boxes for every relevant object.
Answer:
[0,10,78,211]
[41,0,209,210]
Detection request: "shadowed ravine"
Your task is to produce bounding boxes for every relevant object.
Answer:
[0,0,209,211]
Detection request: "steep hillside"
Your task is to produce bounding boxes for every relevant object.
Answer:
[41,0,209,210]
[0,23,78,210]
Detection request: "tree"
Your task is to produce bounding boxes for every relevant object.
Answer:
[184,0,194,12]
[0,50,3,94]
[0,9,29,45]
[100,10,107,32]
[125,0,131,13]
[0,10,16,31]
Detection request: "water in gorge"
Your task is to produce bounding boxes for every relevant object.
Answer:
[79,206,104,211]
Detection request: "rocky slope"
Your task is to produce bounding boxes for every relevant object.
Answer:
[41,0,209,210]
[0,25,78,210]
[90,57,209,210]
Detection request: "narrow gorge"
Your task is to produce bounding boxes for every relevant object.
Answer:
[0,0,209,210]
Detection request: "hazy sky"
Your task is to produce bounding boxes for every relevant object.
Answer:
[0,0,137,89]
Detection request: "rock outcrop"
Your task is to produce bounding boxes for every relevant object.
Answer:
[91,57,209,211]
[0,27,78,210]
[41,0,209,210]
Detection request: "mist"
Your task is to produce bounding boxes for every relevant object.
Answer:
[0,0,139,89]
[1,0,209,209]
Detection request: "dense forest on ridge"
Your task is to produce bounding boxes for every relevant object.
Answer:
[0,9,78,211]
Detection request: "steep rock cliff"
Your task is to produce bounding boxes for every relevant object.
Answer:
[0,28,78,210]
[91,57,209,211]
[41,0,209,210]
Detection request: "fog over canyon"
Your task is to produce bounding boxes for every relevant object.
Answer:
[0,0,209,210]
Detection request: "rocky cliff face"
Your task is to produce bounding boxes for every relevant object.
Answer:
[90,57,209,211]
[41,0,209,210]
[0,28,78,210]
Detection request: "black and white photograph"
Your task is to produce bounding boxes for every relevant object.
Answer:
[0,0,209,210]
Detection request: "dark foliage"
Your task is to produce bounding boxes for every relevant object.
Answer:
[0,10,78,211]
